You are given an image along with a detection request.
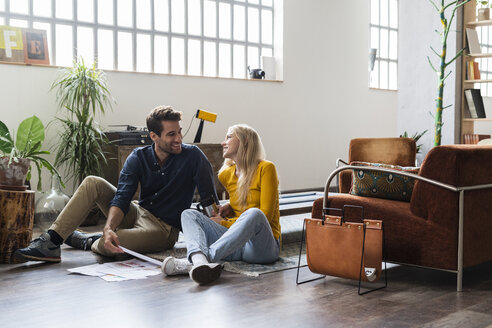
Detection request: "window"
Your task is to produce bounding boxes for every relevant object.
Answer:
[0,0,276,79]
[369,0,398,90]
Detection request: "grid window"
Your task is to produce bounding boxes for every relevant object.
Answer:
[369,0,398,90]
[0,0,276,79]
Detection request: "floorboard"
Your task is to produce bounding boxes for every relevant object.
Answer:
[1,224,492,328]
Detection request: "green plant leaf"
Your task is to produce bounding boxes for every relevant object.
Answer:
[0,121,14,155]
[16,116,45,156]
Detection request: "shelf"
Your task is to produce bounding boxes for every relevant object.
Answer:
[466,53,492,58]
[466,19,492,27]
[463,118,492,121]
[464,79,492,83]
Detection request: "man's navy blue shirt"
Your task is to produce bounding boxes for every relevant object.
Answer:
[109,143,217,230]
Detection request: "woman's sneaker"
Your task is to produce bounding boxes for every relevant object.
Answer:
[64,230,102,251]
[162,257,192,276]
[13,233,61,263]
[189,263,223,285]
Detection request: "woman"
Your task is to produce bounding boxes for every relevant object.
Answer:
[162,124,281,285]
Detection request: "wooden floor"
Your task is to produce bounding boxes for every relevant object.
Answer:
[1,225,492,328]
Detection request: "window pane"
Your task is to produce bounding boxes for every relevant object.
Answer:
[98,0,114,25]
[219,43,231,78]
[389,0,398,29]
[261,9,272,44]
[0,0,4,12]
[370,27,379,50]
[33,22,52,56]
[154,35,169,73]
[389,61,397,89]
[136,34,151,72]
[371,0,379,25]
[188,0,201,36]
[233,44,245,78]
[247,46,259,68]
[56,24,73,66]
[188,39,201,76]
[262,0,273,6]
[370,61,379,88]
[0,17,4,24]
[78,0,94,22]
[380,60,388,89]
[380,28,388,59]
[219,3,231,39]
[117,32,133,70]
[389,30,397,60]
[117,0,133,27]
[171,37,185,74]
[204,0,216,37]
[77,26,94,64]
[248,7,259,43]
[56,0,72,19]
[33,0,51,17]
[137,0,151,30]
[97,29,114,69]
[9,19,28,28]
[10,0,28,14]
[380,0,388,26]
[233,5,245,41]
[155,0,169,32]
[249,0,259,4]
[203,41,216,76]
[262,47,272,57]
[171,0,185,33]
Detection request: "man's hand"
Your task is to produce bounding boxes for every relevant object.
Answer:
[103,228,124,253]
[218,203,233,218]
[209,215,223,224]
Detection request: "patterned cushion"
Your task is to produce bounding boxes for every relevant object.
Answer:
[350,161,420,202]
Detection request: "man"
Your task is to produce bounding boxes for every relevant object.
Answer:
[15,106,218,263]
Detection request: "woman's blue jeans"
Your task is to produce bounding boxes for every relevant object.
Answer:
[181,208,279,264]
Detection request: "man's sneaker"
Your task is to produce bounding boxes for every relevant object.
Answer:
[64,230,102,251]
[162,257,192,276]
[14,233,61,263]
[189,263,223,285]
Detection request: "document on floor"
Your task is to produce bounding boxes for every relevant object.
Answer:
[68,259,161,282]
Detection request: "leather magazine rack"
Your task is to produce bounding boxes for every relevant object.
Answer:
[296,205,387,295]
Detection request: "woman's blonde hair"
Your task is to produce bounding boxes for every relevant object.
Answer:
[219,124,265,208]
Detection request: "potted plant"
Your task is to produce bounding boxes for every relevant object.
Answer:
[51,59,114,187]
[0,116,61,191]
[477,0,491,21]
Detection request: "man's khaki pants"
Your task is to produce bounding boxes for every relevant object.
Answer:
[50,176,179,257]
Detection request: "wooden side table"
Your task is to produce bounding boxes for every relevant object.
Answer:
[0,189,35,263]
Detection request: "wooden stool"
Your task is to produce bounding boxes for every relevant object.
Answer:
[0,189,35,263]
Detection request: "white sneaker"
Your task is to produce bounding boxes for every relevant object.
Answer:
[162,257,192,276]
[189,263,223,285]
[365,267,377,282]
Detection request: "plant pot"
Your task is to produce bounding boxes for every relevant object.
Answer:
[0,157,30,190]
[478,8,490,21]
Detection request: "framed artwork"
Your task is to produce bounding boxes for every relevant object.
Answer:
[0,25,24,63]
[22,28,50,65]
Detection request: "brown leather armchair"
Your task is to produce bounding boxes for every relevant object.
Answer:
[338,138,416,193]
[313,145,492,291]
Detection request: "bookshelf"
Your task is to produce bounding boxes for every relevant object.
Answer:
[461,2,492,142]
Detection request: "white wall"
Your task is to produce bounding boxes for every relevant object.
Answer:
[0,0,397,193]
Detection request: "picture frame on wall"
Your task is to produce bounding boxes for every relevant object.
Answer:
[22,29,50,65]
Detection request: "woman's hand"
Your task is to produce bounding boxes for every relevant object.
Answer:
[209,215,223,224]
[218,203,233,218]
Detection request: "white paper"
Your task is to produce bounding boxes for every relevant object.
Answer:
[119,246,163,267]
[68,259,162,282]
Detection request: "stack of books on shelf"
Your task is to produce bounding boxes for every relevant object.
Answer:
[466,61,481,80]
[463,134,491,144]
[464,89,487,118]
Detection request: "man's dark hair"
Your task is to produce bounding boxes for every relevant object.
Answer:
[146,105,182,136]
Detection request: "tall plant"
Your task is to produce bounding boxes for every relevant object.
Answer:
[427,0,470,146]
[51,60,114,186]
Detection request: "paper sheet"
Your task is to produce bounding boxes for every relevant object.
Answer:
[68,259,161,282]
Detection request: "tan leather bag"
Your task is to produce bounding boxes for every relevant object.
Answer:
[304,212,383,283]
